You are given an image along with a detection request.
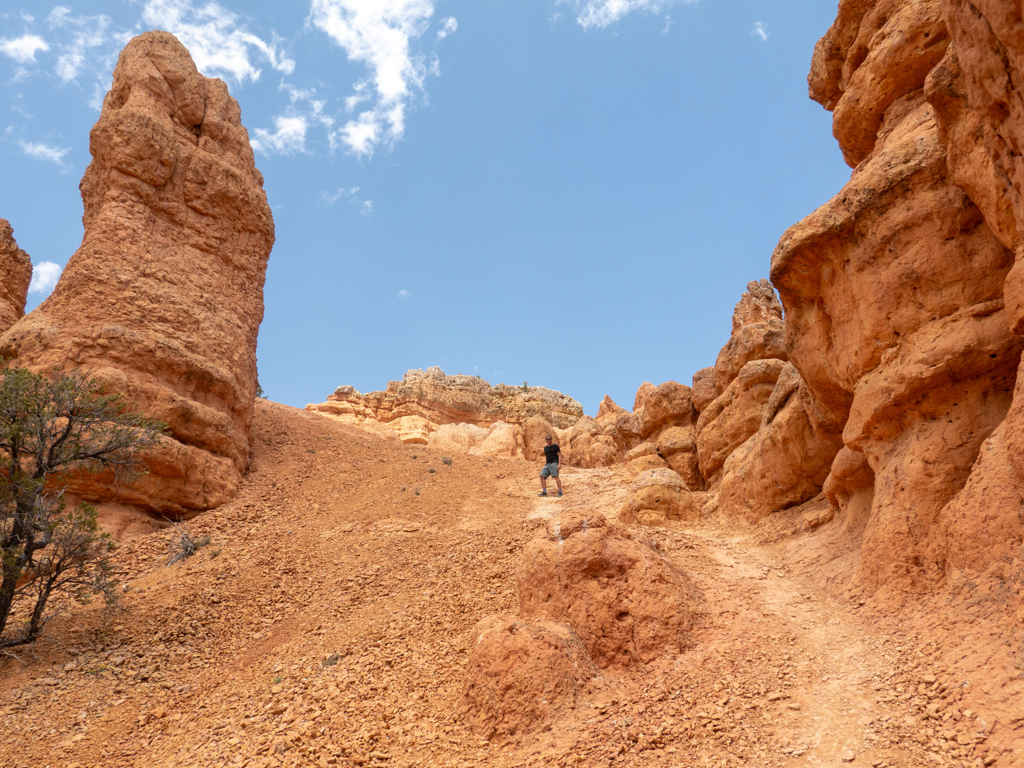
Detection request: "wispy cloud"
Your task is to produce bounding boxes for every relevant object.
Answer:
[563,0,691,30]
[48,8,114,83]
[0,34,49,64]
[251,115,308,155]
[309,0,454,158]
[397,289,410,299]
[319,185,373,214]
[141,0,295,83]
[29,261,63,295]
[751,21,769,41]
[436,17,457,41]
[19,139,70,166]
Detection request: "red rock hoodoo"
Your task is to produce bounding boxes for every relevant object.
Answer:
[0,31,274,516]
[0,219,32,335]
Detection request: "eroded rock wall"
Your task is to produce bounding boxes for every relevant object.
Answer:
[0,220,31,335]
[0,32,274,516]
[767,0,1024,592]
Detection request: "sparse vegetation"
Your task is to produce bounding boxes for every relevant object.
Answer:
[322,653,341,667]
[428,468,436,474]
[166,521,210,566]
[0,367,165,648]
[522,381,529,392]
[255,381,265,399]
[441,456,452,466]
[414,487,421,496]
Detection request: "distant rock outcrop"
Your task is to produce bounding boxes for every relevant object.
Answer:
[0,32,274,516]
[307,367,583,457]
[0,219,31,335]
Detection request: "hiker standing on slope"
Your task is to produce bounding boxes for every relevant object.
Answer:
[538,433,563,497]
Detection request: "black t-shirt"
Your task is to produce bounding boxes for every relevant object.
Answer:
[543,444,561,464]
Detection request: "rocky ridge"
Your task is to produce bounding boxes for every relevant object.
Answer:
[307,366,583,456]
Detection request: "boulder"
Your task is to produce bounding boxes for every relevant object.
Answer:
[718,367,844,523]
[623,442,668,478]
[561,396,641,468]
[517,511,700,668]
[690,367,719,413]
[0,219,31,335]
[619,468,699,527]
[459,614,598,742]
[638,381,695,439]
[0,32,274,516]
[696,358,788,484]
[656,426,701,490]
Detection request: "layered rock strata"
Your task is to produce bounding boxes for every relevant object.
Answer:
[0,32,274,515]
[307,367,583,455]
[0,220,32,335]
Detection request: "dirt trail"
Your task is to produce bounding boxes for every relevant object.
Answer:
[0,404,1005,768]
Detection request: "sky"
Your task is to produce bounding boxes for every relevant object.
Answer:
[0,0,850,416]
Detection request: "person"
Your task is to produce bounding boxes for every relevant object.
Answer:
[538,433,562,497]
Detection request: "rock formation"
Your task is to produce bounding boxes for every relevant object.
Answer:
[517,512,700,668]
[760,0,1024,592]
[0,32,274,516]
[459,614,598,742]
[619,467,698,527]
[560,394,642,468]
[0,220,31,335]
[307,367,583,456]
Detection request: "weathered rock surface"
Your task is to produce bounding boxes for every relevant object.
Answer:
[718,366,845,523]
[637,380,695,439]
[517,511,700,668]
[713,280,787,393]
[655,426,701,489]
[619,468,699,527]
[0,32,273,515]
[690,367,719,413]
[696,358,787,484]
[430,421,519,459]
[765,0,1024,592]
[0,219,31,335]
[460,614,598,742]
[307,367,582,456]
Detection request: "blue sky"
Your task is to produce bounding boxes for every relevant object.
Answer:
[0,0,849,415]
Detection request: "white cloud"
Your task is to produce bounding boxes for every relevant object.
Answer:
[436,17,457,41]
[141,0,295,84]
[319,185,372,214]
[19,139,70,166]
[0,34,50,64]
[309,0,440,157]
[251,115,308,155]
[752,21,769,41]
[397,289,410,299]
[29,261,63,295]
[563,0,691,30]
[360,200,373,215]
[46,8,114,83]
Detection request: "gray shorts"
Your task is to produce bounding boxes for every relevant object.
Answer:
[540,462,559,478]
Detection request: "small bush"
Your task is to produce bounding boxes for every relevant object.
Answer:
[322,653,341,667]
[428,468,436,474]
[441,456,452,466]
[414,487,421,496]
[166,523,209,566]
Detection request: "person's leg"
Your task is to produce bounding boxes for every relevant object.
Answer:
[555,473,562,492]
[540,465,549,494]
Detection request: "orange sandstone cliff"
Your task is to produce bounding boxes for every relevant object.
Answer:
[0,31,274,516]
[0,219,32,335]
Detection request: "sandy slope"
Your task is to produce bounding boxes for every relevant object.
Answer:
[0,402,1014,767]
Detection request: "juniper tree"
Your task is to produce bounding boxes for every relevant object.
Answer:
[0,367,164,648]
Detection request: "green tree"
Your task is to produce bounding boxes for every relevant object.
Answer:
[0,367,165,648]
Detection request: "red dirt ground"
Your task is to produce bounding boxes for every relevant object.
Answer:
[1,401,1020,767]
